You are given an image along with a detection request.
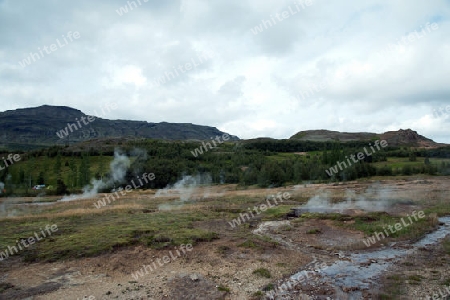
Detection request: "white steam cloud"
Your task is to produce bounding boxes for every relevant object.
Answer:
[155,174,212,210]
[60,150,131,201]
[302,185,393,213]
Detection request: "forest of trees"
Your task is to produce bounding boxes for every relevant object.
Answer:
[1,139,449,195]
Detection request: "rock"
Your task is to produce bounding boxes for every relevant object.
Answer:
[190,274,200,282]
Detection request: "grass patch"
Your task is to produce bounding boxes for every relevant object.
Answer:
[306,228,322,234]
[0,209,220,262]
[238,239,259,249]
[376,273,405,299]
[262,206,292,220]
[442,237,450,255]
[217,285,230,293]
[408,274,423,283]
[251,291,264,300]
[252,268,271,278]
[424,203,450,217]
[345,211,438,242]
[407,274,424,286]
[300,212,353,222]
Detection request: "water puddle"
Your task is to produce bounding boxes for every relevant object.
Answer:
[270,217,450,299]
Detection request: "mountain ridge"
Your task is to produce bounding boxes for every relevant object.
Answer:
[0,105,239,150]
[0,105,446,150]
[290,129,444,147]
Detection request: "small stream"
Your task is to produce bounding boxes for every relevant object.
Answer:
[271,217,450,299]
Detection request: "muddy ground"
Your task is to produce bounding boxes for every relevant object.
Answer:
[0,176,449,300]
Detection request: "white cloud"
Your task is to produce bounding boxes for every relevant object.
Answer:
[0,0,449,142]
[107,65,147,88]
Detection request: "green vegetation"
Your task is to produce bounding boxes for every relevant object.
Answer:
[0,153,114,195]
[252,268,271,278]
[300,211,439,242]
[0,193,289,262]
[251,291,264,299]
[238,239,259,249]
[0,208,220,262]
[442,237,450,255]
[1,136,449,298]
[407,274,424,284]
[1,140,449,197]
[377,274,405,299]
[350,212,438,241]
[262,206,293,220]
[217,285,230,293]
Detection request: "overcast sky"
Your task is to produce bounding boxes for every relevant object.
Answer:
[1,0,449,142]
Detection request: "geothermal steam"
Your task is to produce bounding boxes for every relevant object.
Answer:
[60,150,130,201]
[155,174,212,210]
[302,185,393,213]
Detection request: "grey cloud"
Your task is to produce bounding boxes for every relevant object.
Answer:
[0,0,449,142]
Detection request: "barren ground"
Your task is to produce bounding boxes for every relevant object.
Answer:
[0,176,449,300]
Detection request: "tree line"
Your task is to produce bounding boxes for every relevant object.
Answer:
[1,139,449,195]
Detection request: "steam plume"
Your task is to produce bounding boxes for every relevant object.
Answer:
[155,174,212,210]
[60,150,130,201]
[302,184,393,213]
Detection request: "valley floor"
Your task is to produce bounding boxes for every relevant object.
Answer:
[0,177,449,299]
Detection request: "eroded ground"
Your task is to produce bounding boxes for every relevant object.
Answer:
[0,176,449,299]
